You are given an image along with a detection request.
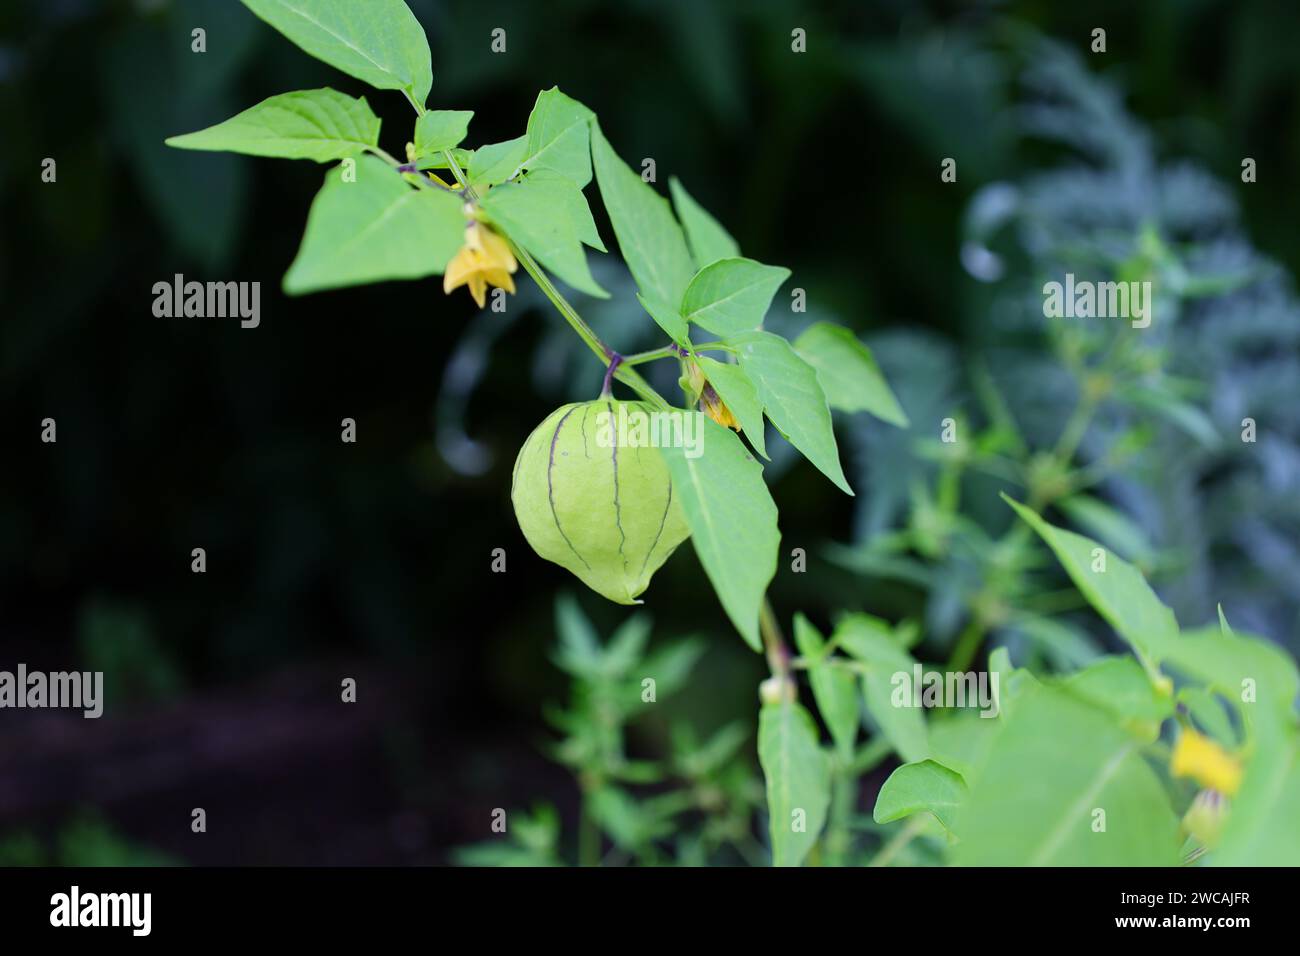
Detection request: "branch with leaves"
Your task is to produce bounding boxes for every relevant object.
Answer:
[164,1,1300,869]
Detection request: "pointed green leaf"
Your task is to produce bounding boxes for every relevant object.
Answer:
[669,177,739,269]
[874,759,967,832]
[165,88,380,162]
[954,684,1180,865]
[836,616,928,762]
[730,330,853,494]
[758,699,831,867]
[1122,384,1221,449]
[283,154,464,294]
[681,258,790,336]
[696,355,767,459]
[793,321,909,427]
[552,593,603,679]
[636,294,688,345]
[1170,624,1299,721]
[1214,719,1300,866]
[659,415,778,651]
[591,122,696,308]
[927,713,997,781]
[1005,495,1178,662]
[241,0,432,105]
[413,109,473,157]
[554,178,605,252]
[520,87,594,186]
[1062,656,1173,735]
[1056,494,1153,564]
[468,136,527,187]
[480,170,607,299]
[792,614,858,756]
[987,646,1039,720]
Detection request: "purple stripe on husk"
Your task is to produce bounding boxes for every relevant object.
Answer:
[608,401,627,570]
[547,406,589,569]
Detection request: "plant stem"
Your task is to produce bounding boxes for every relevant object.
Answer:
[1054,393,1098,462]
[946,617,988,672]
[621,346,680,367]
[868,816,926,867]
[758,597,791,679]
[365,144,403,166]
[578,787,599,867]
[403,89,426,116]
[600,352,622,398]
[438,150,670,410]
[825,757,856,866]
[850,737,893,775]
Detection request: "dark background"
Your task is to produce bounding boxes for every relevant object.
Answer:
[1,0,1298,864]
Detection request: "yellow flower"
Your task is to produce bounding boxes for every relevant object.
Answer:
[700,384,740,430]
[443,221,517,308]
[681,357,740,431]
[1171,728,1242,797]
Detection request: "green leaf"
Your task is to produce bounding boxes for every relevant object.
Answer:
[480,171,607,299]
[1062,656,1173,736]
[1214,719,1300,866]
[165,88,380,162]
[468,136,527,187]
[987,646,1040,720]
[1010,614,1103,670]
[638,639,705,702]
[659,415,778,651]
[1004,495,1178,662]
[283,154,464,294]
[416,146,473,171]
[696,356,767,459]
[1168,624,1299,723]
[413,109,473,157]
[1056,494,1153,564]
[1177,687,1237,747]
[592,787,678,850]
[552,593,603,679]
[603,613,652,677]
[758,699,831,867]
[954,684,1181,865]
[873,759,967,832]
[669,177,739,269]
[792,614,858,756]
[836,615,928,762]
[730,331,853,494]
[680,258,790,336]
[636,295,688,345]
[1122,384,1221,449]
[241,0,432,106]
[554,179,605,252]
[927,713,997,781]
[677,721,749,778]
[520,87,595,187]
[591,122,696,308]
[793,321,909,427]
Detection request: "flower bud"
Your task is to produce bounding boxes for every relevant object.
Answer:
[758,676,796,706]
[1182,789,1229,849]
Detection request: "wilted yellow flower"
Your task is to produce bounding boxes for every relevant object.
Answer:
[700,384,740,430]
[680,358,740,431]
[1171,728,1242,797]
[683,357,707,399]
[443,221,517,308]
